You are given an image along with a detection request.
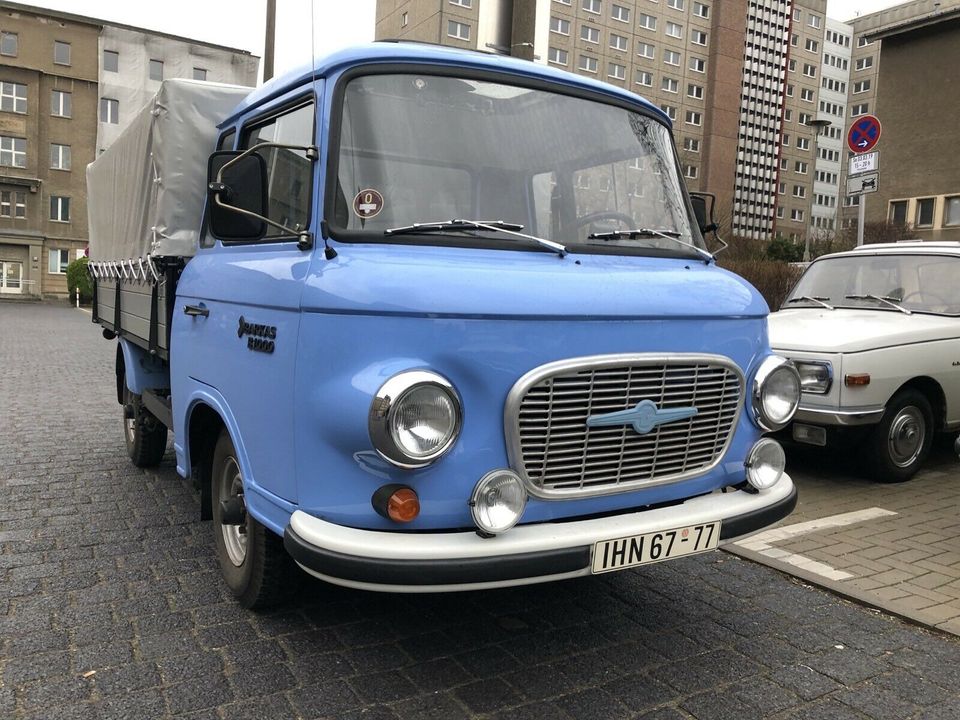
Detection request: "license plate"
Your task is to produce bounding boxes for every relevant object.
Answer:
[793,422,827,446]
[592,521,721,574]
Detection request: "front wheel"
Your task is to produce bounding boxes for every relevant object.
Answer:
[211,429,293,609]
[123,387,168,467]
[868,389,933,483]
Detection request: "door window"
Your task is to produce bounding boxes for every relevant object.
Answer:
[0,261,22,293]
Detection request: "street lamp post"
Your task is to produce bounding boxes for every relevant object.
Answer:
[805,118,832,262]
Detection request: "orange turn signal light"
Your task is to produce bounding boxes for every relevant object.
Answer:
[372,484,420,523]
[844,373,871,387]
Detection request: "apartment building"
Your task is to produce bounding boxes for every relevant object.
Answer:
[0,3,98,299]
[0,2,257,299]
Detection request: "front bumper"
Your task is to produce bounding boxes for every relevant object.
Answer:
[283,477,797,592]
[794,403,885,426]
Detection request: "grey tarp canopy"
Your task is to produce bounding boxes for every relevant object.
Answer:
[87,79,251,261]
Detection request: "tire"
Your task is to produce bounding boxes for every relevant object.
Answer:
[210,429,293,609]
[123,387,168,467]
[868,389,933,483]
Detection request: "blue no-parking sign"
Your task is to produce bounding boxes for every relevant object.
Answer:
[847,115,882,154]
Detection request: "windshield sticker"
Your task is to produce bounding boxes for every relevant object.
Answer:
[353,189,384,219]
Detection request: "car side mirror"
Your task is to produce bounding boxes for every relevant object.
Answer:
[206,151,268,241]
[689,192,719,236]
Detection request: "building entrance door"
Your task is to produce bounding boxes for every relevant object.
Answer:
[0,261,23,293]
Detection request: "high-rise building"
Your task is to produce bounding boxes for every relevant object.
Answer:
[0,2,257,300]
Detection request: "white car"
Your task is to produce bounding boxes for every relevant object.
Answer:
[768,241,960,482]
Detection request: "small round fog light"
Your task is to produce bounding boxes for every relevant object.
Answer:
[745,438,786,490]
[470,470,527,535]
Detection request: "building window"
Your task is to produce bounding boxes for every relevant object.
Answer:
[798,112,811,124]
[0,190,25,218]
[857,35,872,47]
[802,63,817,78]
[808,14,821,29]
[689,57,705,73]
[666,22,683,39]
[554,0,572,4]
[637,42,654,59]
[636,70,653,87]
[50,143,71,170]
[447,20,470,40]
[103,50,119,72]
[805,38,819,52]
[777,206,785,219]
[578,55,598,73]
[667,0,684,8]
[193,67,208,81]
[795,161,808,174]
[608,62,626,80]
[0,135,25,167]
[0,31,17,57]
[664,49,680,66]
[853,79,871,93]
[889,200,908,224]
[851,103,869,117]
[796,137,809,150]
[916,198,935,227]
[0,82,26,114]
[791,208,805,221]
[149,59,164,81]
[683,164,698,179]
[450,0,472,6]
[687,83,703,99]
[789,59,797,72]
[48,248,70,273]
[53,40,71,66]
[856,56,874,71]
[685,110,702,126]
[945,196,960,227]
[51,89,71,117]
[547,47,568,66]
[691,30,707,46]
[778,182,786,195]
[660,104,677,121]
[683,137,700,152]
[400,11,408,27]
[785,109,793,122]
[581,25,600,43]
[582,0,601,13]
[610,33,628,51]
[786,84,794,98]
[639,13,656,30]
[100,97,119,124]
[550,16,570,34]
[50,195,71,222]
[791,33,799,47]
[800,88,814,102]
[661,77,678,93]
[792,185,806,198]
[612,4,629,21]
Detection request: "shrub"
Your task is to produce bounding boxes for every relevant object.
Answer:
[718,256,804,311]
[66,256,92,303]
[765,236,804,263]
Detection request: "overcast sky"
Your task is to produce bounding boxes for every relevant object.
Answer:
[27,0,909,80]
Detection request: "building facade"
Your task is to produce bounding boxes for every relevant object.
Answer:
[0,2,257,299]
[0,4,98,298]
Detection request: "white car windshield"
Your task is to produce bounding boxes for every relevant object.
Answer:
[785,254,960,315]
[331,73,701,257]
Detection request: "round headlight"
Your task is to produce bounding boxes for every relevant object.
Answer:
[369,370,462,468]
[752,356,801,431]
[470,470,527,535]
[745,438,786,490]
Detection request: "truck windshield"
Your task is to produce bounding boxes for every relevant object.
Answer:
[331,72,701,257]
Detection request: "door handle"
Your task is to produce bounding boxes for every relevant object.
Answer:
[183,304,209,318]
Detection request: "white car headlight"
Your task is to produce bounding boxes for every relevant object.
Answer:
[470,469,527,535]
[369,370,462,468]
[796,361,833,394]
[745,438,786,490]
[751,356,801,432]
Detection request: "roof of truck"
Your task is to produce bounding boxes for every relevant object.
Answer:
[222,41,667,126]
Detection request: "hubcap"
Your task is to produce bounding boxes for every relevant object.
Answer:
[887,406,925,468]
[219,456,247,566]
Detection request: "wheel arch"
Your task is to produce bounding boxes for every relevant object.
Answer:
[187,402,227,521]
[896,376,945,431]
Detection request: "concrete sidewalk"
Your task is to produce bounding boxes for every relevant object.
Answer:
[728,438,960,636]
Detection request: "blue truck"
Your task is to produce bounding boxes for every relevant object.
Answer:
[87,43,800,608]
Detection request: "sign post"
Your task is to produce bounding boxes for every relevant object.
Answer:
[847,115,882,246]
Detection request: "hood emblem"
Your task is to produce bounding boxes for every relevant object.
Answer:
[586,399,698,435]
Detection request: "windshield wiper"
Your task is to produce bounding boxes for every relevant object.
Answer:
[786,296,835,310]
[385,219,566,257]
[587,227,713,263]
[844,294,912,315]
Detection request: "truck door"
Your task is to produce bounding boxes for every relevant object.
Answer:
[174,97,316,504]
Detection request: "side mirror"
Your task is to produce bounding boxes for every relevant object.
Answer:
[689,192,719,236]
[206,151,268,241]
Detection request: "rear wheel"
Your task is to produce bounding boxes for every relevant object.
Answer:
[123,387,167,467]
[211,429,293,609]
[868,389,933,483]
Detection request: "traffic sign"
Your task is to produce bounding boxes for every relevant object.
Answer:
[846,171,879,196]
[847,115,881,154]
[849,151,879,175]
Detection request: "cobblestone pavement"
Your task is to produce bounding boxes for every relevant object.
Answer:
[730,441,960,637]
[2,302,960,720]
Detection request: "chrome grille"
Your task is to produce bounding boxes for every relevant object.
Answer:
[506,355,743,498]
